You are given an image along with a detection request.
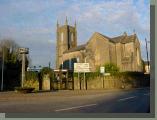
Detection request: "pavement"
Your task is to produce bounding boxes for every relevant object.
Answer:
[0,87,150,113]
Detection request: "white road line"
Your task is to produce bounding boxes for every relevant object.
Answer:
[55,104,97,112]
[118,96,136,102]
[144,93,150,96]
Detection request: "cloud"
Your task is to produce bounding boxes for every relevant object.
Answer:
[0,0,150,66]
[56,0,150,60]
[56,0,149,37]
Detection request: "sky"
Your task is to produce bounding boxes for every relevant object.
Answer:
[0,0,150,68]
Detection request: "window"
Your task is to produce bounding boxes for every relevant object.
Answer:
[61,32,64,42]
[71,33,74,41]
[77,57,79,62]
[124,43,133,57]
[136,48,140,65]
[69,59,71,69]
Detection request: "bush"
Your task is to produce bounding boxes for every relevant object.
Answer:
[26,71,38,81]
[73,72,101,82]
[113,71,144,77]
[23,80,39,91]
[24,71,39,90]
[40,67,54,80]
[104,63,119,74]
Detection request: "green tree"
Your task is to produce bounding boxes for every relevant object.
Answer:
[0,39,30,90]
[104,63,119,74]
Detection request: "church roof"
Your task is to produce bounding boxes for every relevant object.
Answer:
[110,34,136,43]
[94,32,111,39]
[92,32,136,44]
[63,44,86,54]
[63,32,137,54]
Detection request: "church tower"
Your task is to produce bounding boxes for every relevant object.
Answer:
[56,17,77,69]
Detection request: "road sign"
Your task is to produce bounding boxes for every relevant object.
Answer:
[74,63,90,73]
[100,66,105,74]
[19,48,29,54]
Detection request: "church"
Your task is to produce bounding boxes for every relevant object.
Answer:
[56,18,143,72]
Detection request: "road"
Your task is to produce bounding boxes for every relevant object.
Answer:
[0,88,150,113]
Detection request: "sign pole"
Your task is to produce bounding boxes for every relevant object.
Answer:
[84,72,85,90]
[19,48,29,88]
[74,63,90,90]
[21,54,25,88]
[103,73,104,89]
[78,72,81,90]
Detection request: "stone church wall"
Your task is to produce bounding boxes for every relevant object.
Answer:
[74,74,150,90]
[86,34,111,71]
[115,43,122,71]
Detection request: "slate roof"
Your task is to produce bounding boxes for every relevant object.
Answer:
[63,32,137,54]
[63,44,86,53]
[95,32,111,40]
[110,34,136,43]
[93,32,136,44]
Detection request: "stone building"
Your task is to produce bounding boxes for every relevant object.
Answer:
[56,18,143,72]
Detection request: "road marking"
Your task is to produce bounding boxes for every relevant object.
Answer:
[144,93,150,96]
[118,96,136,102]
[55,104,97,112]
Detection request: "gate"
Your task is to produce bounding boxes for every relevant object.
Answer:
[52,69,74,90]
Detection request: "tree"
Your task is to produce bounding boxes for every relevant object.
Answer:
[0,39,18,63]
[0,39,30,90]
[104,63,119,74]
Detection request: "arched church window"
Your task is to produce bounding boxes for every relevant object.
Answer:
[77,57,79,62]
[61,32,64,42]
[69,59,72,69]
[136,48,140,65]
[71,33,74,42]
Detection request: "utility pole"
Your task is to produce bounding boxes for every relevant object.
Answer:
[1,46,4,91]
[145,38,149,72]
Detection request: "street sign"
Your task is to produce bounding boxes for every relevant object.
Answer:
[100,66,105,74]
[74,63,90,72]
[19,48,29,54]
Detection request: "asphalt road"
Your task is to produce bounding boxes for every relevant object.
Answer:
[0,88,150,113]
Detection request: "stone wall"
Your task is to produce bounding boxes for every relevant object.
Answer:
[42,74,51,90]
[74,74,150,90]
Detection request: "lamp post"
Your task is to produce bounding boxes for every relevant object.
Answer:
[19,48,29,88]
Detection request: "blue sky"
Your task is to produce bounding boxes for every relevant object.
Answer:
[0,0,150,68]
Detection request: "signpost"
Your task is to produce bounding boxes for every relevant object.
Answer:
[74,63,90,73]
[100,66,105,88]
[100,66,105,74]
[74,63,90,90]
[19,48,29,88]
